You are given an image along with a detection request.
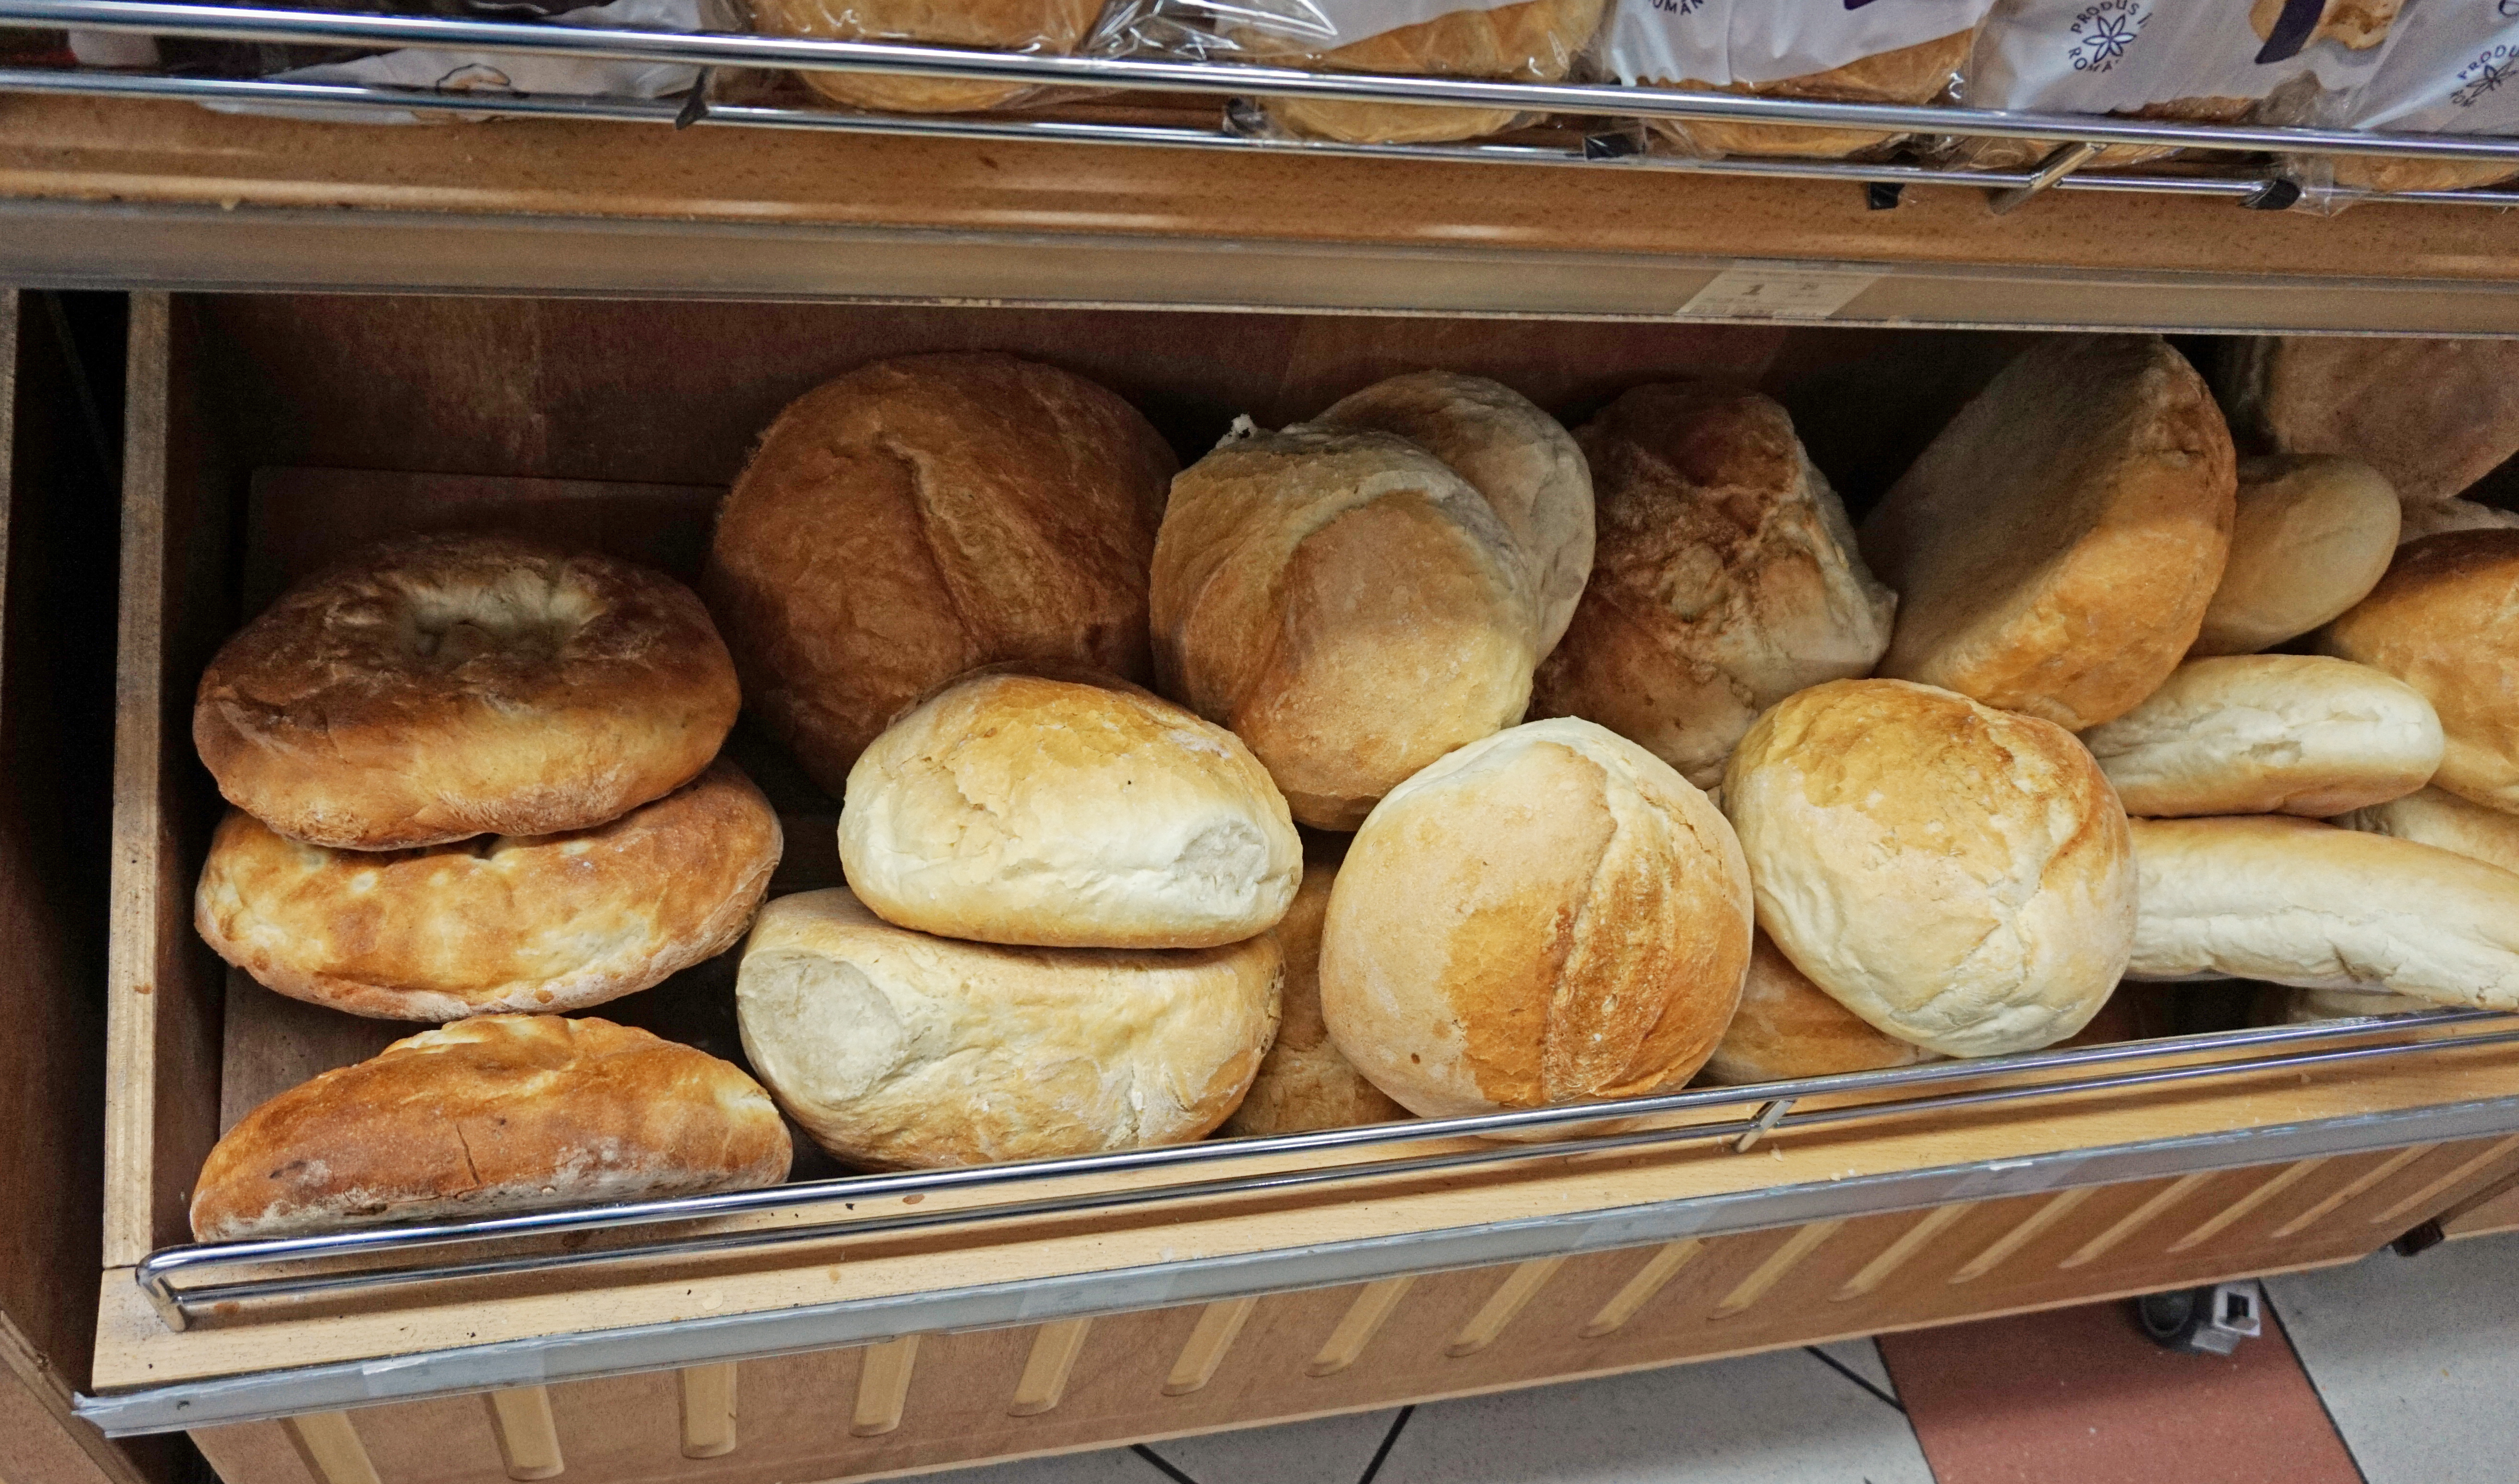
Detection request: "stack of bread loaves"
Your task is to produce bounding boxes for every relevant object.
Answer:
[188,533,793,1237]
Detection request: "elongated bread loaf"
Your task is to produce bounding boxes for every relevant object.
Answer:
[2125,815,2519,1007]
[2339,786,2519,876]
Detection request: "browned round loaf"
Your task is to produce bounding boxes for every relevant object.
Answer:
[1531,383,1895,788]
[189,1015,792,1241]
[1318,718,1752,1119]
[1219,842,1410,1137]
[2190,456,2400,657]
[1243,0,1607,144]
[2320,530,2519,814]
[197,761,783,1022]
[195,533,739,851]
[1860,335,2236,731]
[706,353,1175,797]
[1152,424,1539,829]
[752,0,1105,113]
[1650,28,1976,160]
[2216,337,2519,507]
[1699,932,1936,1087]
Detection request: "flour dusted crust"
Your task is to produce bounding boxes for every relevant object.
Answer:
[735,890,1282,1169]
[839,666,1300,949]
[1152,424,1539,829]
[1860,335,2236,731]
[1317,718,1752,1119]
[706,353,1175,796]
[1531,383,1895,788]
[190,1015,792,1240]
[2319,531,2519,815]
[197,761,783,1021]
[1220,844,1411,1136]
[1244,0,1608,144]
[751,0,1106,113]
[1723,679,2136,1058]
[195,533,739,851]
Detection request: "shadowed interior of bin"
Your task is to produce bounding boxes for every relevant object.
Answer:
[158,296,2257,1255]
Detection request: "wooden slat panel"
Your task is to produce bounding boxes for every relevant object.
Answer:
[1833,1205,1972,1301]
[677,1364,738,1460]
[1308,1277,1415,1378]
[1445,1258,1565,1358]
[1950,1189,2095,1285]
[1162,1298,1257,1397]
[1008,1320,1092,1417]
[1581,1240,1705,1338]
[2367,1134,2519,1230]
[483,1388,564,1481]
[2270,1145,2438,1238]
[280,1414,380,1484]
[851,1337,921,1438]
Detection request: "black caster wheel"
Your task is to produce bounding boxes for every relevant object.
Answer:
[2136,1280,2263,1356]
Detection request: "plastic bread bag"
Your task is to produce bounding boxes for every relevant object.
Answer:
[1954,0,2398,171]
[1109,0,1610,143]
[750,0,1122,112]
[1594,0,1994,161]
[2290,0,2519,206]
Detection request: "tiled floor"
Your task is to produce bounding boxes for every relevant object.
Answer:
[915,1229,2519,1484]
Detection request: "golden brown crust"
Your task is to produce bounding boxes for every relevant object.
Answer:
[1220,844,1412,1136]
[1317,718,1752,1118]
[706,353,1176,796]
[2320,531,2519,814]
[1530,383,1894,787]
[753,0,1105,113]
[197,760,783,1021]
[195,533,739,851]
[1248,0,1608,143]
[190,1015,792,1241]
[2190,455,2400,657]
[1650,28,1974,160]
[2216,338,2519,508]
[1860,335,2236,731]
[1699,932,1935,1086]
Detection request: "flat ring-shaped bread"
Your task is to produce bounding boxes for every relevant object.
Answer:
[196,533,741,850]
[197,760,784,1021]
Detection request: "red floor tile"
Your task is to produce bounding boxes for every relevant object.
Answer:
[1879,1297,2362,1484]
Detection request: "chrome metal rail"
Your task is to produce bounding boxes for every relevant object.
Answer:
[133,1006,2519,1332]
[6,0,2519,207]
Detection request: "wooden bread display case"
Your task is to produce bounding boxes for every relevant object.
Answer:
[70,286,2519,1484]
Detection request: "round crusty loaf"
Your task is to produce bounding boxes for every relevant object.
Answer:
[1861,335,2236,731]
[839,666,1299,949]
[1698,931,1936,1087]
[1649,27,1976,161]
[1311,371,1593,656]
[2339,786,2519,876]
[190,1015,791,1241]
[196,533,740,851]
[1530,383,1896,788]
[706,353,1176,797]
[197,760,783,1022]
[1219,843,1411,1137]
[1245,0,1607,144]
[2078,655,2442,819]
[2320,530,2519,815]
[1318,718,1752,1119]
[751,0,1105,113]
[1723,679,2136,1058]
[2190,456,2400,657]
[735,889,1281,1169]
[1152,424,1539,830]
[2125,815,2519,1007]
[2216,336,2519,508]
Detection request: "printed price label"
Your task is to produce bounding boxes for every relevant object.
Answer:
[1679,266,1885,320]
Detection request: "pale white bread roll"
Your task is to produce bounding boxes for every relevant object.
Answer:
[736,890,1282,1169]
[1219,843,1411,1137]
[840,666,1299,950]
[1240,0,1608,144]
[2399,498,2519,544]
[1152,424,1540,830]
[751,0,1104,114]
[2339,786,2519,877]
[2281,985,2436,1025]
[1530,383,1895,789]
[2078,655,2442,819]
[1861,335,2236,731]
[1698,931,1936,1087]
[2320,531,2519,814]
[1318,718,1752,1119]
[2125,816,2519,1008]
[1311,371,1594,657]
[2216,336,2519,507]
[2190,456,2400,657]
[1723,679,2137,1058]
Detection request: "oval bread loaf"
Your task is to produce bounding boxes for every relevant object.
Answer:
[2190,455,2400,657]
[751,0,1105,114]
[1723,679,2136,1058]
[1244,0,1608,144]
[1698,931,1936,1087]
[2339,786,2519,876]
[2320,530,2519,815]
[1318,718,1752,1119]
[1219,844,1411,1137]
[1152,424,1540,829]
[735,890,1282,1169]
[2078,655,2441,818]
[2125,815,2519,1007]
[190,1015,791,1241]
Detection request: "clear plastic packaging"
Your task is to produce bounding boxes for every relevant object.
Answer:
[751,0,1112,113]
[2291,0,2519,208]
[1954,0,2397,171]
[1593,0,1993,162]
[1108,0,1609,144]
